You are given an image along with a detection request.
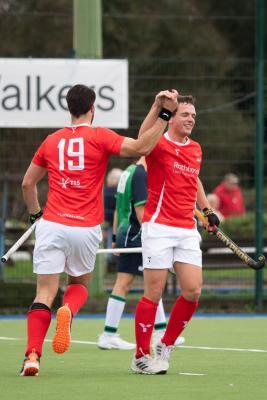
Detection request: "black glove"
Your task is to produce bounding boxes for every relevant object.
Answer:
[29,209,43,224]
[202,208,220,227]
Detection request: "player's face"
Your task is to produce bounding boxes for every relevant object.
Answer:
[171,103,196,137]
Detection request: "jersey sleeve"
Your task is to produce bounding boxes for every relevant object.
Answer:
[132,165,148,207]
[96,127,125,155]
[32,138,48,168]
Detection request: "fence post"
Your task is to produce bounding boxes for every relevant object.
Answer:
[0,176,9,281]
[89,252,106,297]
[255,0,265,310]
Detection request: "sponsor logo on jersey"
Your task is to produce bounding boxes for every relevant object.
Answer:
[59,177,85,189]
[173,162,199,176]
[57,212,85,220]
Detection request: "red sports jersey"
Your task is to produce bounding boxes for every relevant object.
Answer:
[32,124,124,227]
[143,133,202,229]
[213,183,246,218]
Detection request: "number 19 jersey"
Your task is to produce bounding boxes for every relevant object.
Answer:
[32,124,124,227]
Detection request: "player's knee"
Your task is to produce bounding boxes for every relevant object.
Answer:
[182,287,202,302]
[144,287,162,303]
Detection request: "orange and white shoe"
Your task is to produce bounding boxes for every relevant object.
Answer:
[20,349,40,376]
[52,305,72,354]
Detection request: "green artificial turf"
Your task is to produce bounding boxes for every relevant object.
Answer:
[0,317,267,400]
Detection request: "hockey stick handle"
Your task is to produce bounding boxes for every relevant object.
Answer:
[195,209,266,270]
[1,221,38,263]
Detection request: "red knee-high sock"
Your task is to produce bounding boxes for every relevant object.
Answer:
[135,296,158,358]
[63,284,88,316]
[25,309,51,357]
[162,295,198,346]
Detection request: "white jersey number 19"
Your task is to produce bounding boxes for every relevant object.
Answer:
[58,138,85,171]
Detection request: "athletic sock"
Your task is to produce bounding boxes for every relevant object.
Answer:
[154,298,167,331]
[25,306,51,357]
[63,284,88,316]
[135,296,158,358]
[104,294,126,334]
[162,295,198,346]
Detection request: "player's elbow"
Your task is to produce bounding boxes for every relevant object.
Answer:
[136,146,151,156]
[21,177,35,192]
[134,140,153,155]
[120,142,151,157]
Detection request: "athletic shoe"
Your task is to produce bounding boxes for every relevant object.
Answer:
[153,341,174,373]
[131,354,168,375]
[52,304,72,354]
[98,332,136,350]
[20,349,40,376]
[152,330,185,349]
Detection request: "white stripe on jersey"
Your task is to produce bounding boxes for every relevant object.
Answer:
[150,183,165,223]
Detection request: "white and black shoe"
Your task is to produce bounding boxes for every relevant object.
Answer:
[153,341,174,373]
[131,354,168,375]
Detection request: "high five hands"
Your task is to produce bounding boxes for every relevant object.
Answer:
[155,89,178,113]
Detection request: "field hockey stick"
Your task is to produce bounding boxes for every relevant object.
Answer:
[195,209,266,270]
[1,220,38,263]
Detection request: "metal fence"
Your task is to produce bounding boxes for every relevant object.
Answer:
[0,55,266,308]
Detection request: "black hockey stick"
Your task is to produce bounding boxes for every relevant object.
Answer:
[195,209,266,270]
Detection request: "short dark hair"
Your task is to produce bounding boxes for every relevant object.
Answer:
[171,95,195,117]
[66,84,96,118]
[177,95,195,105]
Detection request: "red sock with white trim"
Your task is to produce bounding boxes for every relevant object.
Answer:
[25,306,51,357]
[135,296,158,358]
[162,295,198,346]
[63,284,88,316]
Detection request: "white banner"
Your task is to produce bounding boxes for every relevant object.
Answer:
[0,58,128,128]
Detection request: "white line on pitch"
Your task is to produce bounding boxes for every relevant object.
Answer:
[180,345,267,353]
[45,338,98,345]
[0,337,98,345]
[0,337,267,353]
[179,372,207,376]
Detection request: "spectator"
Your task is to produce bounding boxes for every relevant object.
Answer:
[206,193,225,222]
[213,173,246,218]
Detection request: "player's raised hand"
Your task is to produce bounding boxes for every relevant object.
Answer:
[155,89,178,107]
[162,93,178,112]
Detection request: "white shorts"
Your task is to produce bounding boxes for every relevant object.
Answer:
[33,219,102,276]
[142,222,202,270]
